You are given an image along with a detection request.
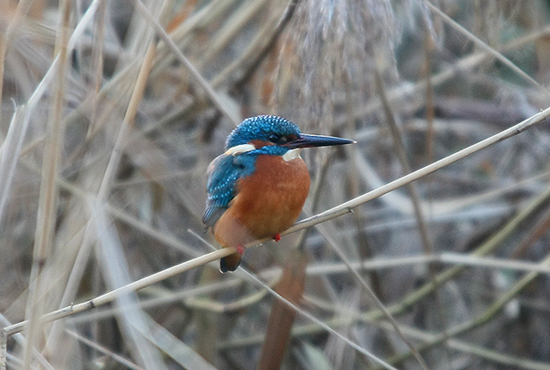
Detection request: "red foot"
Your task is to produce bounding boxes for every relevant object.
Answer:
[273,233,281,242]
[236,245,245,256]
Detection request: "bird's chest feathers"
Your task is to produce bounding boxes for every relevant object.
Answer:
[231,154,310,237]
[244,155,309,198]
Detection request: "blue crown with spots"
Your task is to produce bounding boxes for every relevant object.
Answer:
[225,115,302,149]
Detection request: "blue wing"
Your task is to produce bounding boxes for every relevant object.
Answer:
[202,154,254,227]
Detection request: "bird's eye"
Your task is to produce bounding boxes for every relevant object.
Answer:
[269,134,280,143]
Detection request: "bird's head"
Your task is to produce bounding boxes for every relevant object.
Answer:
[225,115,354,159]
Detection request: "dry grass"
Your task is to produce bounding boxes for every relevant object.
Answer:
[2,0,550,369]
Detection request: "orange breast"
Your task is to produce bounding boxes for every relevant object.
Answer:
[213,155,310,248]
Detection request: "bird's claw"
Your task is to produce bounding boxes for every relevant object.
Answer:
[236,245,245,256]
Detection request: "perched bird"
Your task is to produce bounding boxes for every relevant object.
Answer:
[203,115,354,272]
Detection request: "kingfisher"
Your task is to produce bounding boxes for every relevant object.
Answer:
[203,115,354,272]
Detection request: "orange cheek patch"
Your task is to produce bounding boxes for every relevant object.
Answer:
[250,140,274,149]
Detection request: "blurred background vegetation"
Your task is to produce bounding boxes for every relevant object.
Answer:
[2,0,550,369]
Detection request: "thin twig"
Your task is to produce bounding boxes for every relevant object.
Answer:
[287,104,550,235]
[3,246,235,336]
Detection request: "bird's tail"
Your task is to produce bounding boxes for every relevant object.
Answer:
[220,253,241,273]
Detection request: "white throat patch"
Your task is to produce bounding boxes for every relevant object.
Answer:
[282,148,302,162]
[225,144,255,156]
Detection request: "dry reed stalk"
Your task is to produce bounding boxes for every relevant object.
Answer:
[258,249,307,370]
[22,1,71,367]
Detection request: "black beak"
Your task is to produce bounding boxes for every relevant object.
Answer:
[283,134,356,149]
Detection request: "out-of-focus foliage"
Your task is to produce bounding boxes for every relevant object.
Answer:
[2,0,550,369]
